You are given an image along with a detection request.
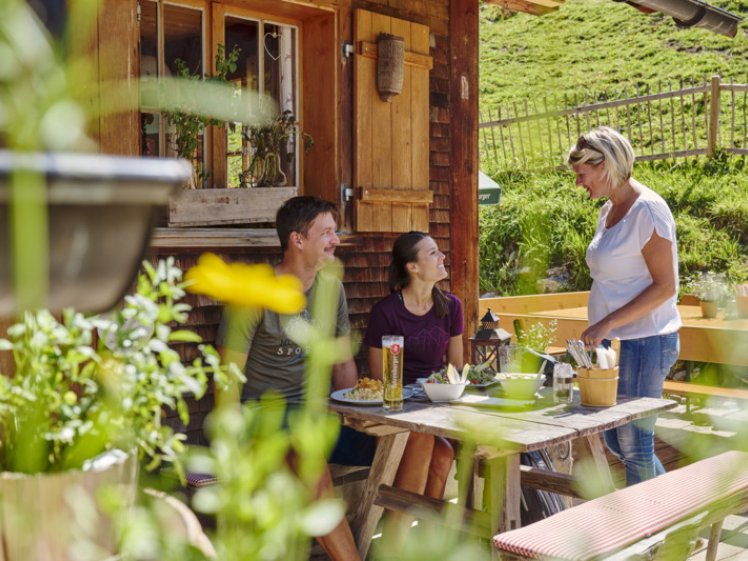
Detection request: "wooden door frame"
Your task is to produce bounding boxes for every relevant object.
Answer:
[449,0,480,358]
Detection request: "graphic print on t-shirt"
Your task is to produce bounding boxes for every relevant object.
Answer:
[409,326,449,361]
[277,315,307,358]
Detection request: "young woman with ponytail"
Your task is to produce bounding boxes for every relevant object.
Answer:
[363,231,462,531]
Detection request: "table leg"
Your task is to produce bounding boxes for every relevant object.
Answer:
[353,430,409,559]
[484,452,521,533]
[577,434,616,493]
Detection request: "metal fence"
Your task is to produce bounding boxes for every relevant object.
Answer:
[479,75,748,170]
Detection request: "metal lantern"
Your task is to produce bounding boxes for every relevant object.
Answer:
[469,308,512,372]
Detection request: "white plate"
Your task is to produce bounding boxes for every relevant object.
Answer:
[330,387,413,405]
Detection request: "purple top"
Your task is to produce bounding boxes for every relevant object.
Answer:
[363,291,464,384]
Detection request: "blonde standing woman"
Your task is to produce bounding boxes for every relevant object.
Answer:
[567,127,681,485]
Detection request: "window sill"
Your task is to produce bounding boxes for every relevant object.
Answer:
[168,186,297,227]
[150,228,361,249]
[150,228,280,248]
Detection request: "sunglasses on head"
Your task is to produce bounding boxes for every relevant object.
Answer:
[576,135,590,151]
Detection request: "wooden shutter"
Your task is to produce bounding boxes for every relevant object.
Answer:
[353,9,433,233]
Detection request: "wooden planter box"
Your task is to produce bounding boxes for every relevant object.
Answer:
[168,186,297,227]
[0,451,137,561]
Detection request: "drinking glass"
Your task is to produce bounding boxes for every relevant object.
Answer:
[382,335,404,411]
[553,362,574,404]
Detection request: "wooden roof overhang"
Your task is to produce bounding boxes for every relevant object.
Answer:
[484,0,742,37]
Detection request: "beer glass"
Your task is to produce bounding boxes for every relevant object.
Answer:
[382,335,404,411]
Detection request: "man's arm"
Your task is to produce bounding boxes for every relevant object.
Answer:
[332,358,358,390]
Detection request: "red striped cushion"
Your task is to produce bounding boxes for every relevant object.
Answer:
[493,450,748,560]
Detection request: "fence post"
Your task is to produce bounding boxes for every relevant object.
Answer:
[707,75,721,158]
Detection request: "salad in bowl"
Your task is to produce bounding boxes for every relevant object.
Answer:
[427,362,497,388]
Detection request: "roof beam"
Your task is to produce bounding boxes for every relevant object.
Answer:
[484,0,564,16]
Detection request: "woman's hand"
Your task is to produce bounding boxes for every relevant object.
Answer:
[581,319,613,348]
[368,346,384,381]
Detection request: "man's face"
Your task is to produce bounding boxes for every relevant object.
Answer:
[298,212,340,267]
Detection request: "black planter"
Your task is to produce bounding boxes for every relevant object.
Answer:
[0,151,191,315]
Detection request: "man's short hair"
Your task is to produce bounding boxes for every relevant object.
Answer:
[276,196,338,252]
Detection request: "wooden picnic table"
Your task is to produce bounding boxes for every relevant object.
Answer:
[329,389,676,559]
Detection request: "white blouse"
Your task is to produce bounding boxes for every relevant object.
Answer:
[586,186,682,340]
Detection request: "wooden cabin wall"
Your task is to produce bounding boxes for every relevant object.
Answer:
[150,0,480,444]
[340,0,461,344]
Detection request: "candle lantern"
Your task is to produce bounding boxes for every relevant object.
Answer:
[469,308,512,372]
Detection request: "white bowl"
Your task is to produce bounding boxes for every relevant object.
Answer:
[422,382,468,402]
[496,373,544,400]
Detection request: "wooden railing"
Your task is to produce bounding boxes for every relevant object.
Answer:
[479,75,748,170]
[481,292,748,367]
[479,291,589,318]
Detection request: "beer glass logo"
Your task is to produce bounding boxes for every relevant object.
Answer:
[391,343,401,356]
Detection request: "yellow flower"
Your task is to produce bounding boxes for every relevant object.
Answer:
[185,253,305,314]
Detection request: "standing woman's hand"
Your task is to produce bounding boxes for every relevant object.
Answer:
[581,319,613,348]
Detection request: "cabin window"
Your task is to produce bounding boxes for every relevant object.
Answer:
[139,1,300,190]
[224,16,299,188]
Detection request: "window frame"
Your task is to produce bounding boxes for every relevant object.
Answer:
[140,0,209,170]
[140,0,303,190]
[138,0,340,235]
[217,6,301,190]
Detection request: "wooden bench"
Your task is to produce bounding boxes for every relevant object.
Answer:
[493,450,748,561]
[663,380,748,412]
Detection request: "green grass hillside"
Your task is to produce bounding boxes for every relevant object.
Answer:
[478,0,748,296]
[480,0,748,109]
[479,156,748,295]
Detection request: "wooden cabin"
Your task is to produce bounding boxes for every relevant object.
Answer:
[16,0,742,443]
[81,0,481,442]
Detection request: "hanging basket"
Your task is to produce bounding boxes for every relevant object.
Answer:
[0,151,189,316]
[377,33,405,102]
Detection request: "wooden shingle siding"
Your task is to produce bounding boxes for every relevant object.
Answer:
[150,0,471,444]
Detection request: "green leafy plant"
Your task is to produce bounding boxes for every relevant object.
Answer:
[508,319,558,372]
[165,44,241,186]
[0,258,241,476]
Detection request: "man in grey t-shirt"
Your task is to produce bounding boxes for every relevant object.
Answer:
[217,197,357,400]
[217,196,366,561]
[217,276,351,406]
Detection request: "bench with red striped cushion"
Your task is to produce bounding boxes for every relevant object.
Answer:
[493,450,748,561]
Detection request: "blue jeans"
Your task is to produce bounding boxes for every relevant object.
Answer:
[603,332,679,486]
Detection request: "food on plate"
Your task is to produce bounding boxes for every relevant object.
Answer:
[345,377,384,401]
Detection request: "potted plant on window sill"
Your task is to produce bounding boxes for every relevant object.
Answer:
[0,259,239,561]
[166,112,308,228]
[162,47,304,228]
[687,271,729,319]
